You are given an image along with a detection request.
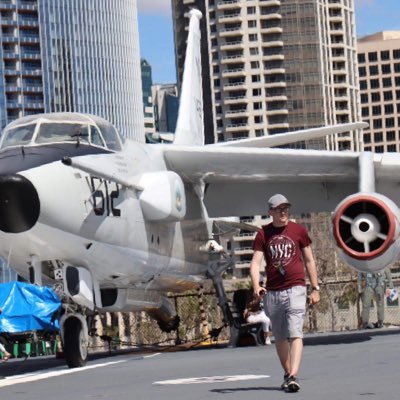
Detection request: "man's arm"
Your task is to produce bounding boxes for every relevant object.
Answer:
[302,245,320,305]
[250,250,265,298]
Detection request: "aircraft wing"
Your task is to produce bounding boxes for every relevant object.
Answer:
[163,146,400,217]
[210,122,368,148]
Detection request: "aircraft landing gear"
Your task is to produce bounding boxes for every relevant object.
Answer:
[53,263,96,368]
[60,313,89,368]
[206,246,234,326]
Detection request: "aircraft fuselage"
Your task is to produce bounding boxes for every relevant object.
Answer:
[0,140,210,292]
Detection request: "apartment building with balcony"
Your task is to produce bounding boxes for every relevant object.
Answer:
[358,31,400,152]
[172,0,361,150]
[172,0,361,278]
[0,0,144,141]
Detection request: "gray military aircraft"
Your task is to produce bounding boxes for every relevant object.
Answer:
[0,9,391,368]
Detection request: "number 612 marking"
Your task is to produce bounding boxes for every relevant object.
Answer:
[90,177,121,217]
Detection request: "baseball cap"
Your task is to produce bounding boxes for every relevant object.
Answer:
[268,194,291,209]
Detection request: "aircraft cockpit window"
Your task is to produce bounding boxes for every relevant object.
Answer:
[89,126,106,148]
[95,120,122,151]
[0,124,36,149]
[36,123,89,144]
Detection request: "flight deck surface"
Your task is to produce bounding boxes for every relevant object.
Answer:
[1,328,399,399]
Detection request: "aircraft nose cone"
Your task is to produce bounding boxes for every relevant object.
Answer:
[0,174,40,233]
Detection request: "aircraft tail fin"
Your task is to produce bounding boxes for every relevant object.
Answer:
[173,9,204,146]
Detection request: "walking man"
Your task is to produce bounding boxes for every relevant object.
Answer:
[250,194,320,392]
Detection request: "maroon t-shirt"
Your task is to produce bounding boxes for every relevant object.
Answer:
[253,221,312,290]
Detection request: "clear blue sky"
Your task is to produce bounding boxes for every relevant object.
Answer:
[137,0,400,84]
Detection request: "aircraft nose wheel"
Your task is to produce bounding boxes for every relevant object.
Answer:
[63,317,88,368]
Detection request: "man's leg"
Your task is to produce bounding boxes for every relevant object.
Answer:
[275,337,303,374]
[375,287,385,327]
[275,339,290,374]
[281,337,303,392]
[361,287,373,327]
[288,337,303,377]
[283,286,306,392]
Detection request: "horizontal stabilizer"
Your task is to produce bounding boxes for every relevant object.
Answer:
[211,122,368,148]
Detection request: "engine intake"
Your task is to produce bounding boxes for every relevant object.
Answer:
[332,193,400,271]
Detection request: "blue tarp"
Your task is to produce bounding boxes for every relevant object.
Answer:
[0,281,61,333]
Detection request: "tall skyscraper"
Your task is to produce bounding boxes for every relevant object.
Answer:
[358,31,400,153]
[172,0,361,151]
[0,0,144,141]
[152,83,179,133]
[141,58,156,136]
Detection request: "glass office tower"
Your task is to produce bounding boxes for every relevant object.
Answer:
[0,0,144,141]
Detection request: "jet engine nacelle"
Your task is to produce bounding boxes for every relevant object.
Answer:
[138,171,186,221]
[332,193,400,272]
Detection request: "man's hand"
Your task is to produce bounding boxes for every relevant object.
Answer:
[308,290,320,306]
[253,286,266,299]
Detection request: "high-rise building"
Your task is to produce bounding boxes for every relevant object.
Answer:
[357,31,400,153]
[152,83,179,133]
[141,59,156,136]
[0,0,144,141]
[172,0,361,151]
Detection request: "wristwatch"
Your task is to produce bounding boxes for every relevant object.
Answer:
[312,285,320,292]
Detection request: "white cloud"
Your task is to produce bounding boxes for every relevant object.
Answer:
[137,0,172,15]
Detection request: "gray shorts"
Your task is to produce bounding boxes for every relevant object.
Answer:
[264,285,307,341]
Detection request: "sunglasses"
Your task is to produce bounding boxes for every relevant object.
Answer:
[272,206,290,213]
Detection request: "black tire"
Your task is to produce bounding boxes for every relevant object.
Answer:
[63,317,88,368]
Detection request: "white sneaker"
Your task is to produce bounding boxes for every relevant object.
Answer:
[265,337,272,345]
